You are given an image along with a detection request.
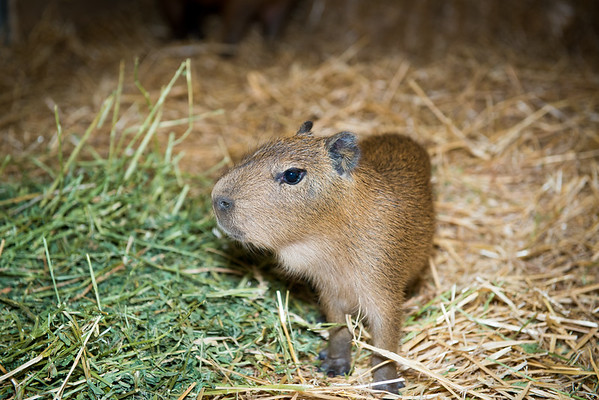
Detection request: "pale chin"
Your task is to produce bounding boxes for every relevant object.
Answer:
[217,221,246,242]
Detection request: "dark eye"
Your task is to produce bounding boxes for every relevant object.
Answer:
[280,168,306,185]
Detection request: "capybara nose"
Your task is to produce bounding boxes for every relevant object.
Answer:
[214,196,234,213]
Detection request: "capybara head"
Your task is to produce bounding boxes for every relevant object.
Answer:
[212,121,360,249]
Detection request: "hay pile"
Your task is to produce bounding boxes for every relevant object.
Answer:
[1,0,598,399]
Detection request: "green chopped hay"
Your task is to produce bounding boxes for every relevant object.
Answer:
[0,62,323,399]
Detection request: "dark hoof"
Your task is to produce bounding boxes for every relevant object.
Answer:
[319,356,351,377]
[371,379,405,395]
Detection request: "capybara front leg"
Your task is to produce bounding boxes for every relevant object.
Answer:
[319,302,352,377]
[370,317,402,393]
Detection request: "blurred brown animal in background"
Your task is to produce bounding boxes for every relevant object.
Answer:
[212,121,435,393]
[158,0,295,52]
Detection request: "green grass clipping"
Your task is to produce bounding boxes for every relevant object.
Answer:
[0,60,322,399]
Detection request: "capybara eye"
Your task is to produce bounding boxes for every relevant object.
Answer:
[281,168,306,185]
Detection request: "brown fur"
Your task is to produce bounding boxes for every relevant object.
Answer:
[212,122,435,393]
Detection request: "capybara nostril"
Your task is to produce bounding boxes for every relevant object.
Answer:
[214,196,234,212]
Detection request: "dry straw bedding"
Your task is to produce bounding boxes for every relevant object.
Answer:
[1,1,598,399]
[208,47,599,399]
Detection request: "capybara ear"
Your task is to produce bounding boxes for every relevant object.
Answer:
[296,121,313,136]
[325,132,361,176]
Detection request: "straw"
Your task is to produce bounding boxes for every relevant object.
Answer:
[1,1,598,398]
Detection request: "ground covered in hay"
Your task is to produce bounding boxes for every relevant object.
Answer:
[1,0,598,399]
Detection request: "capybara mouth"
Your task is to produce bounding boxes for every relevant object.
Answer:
[215,219,246,242]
